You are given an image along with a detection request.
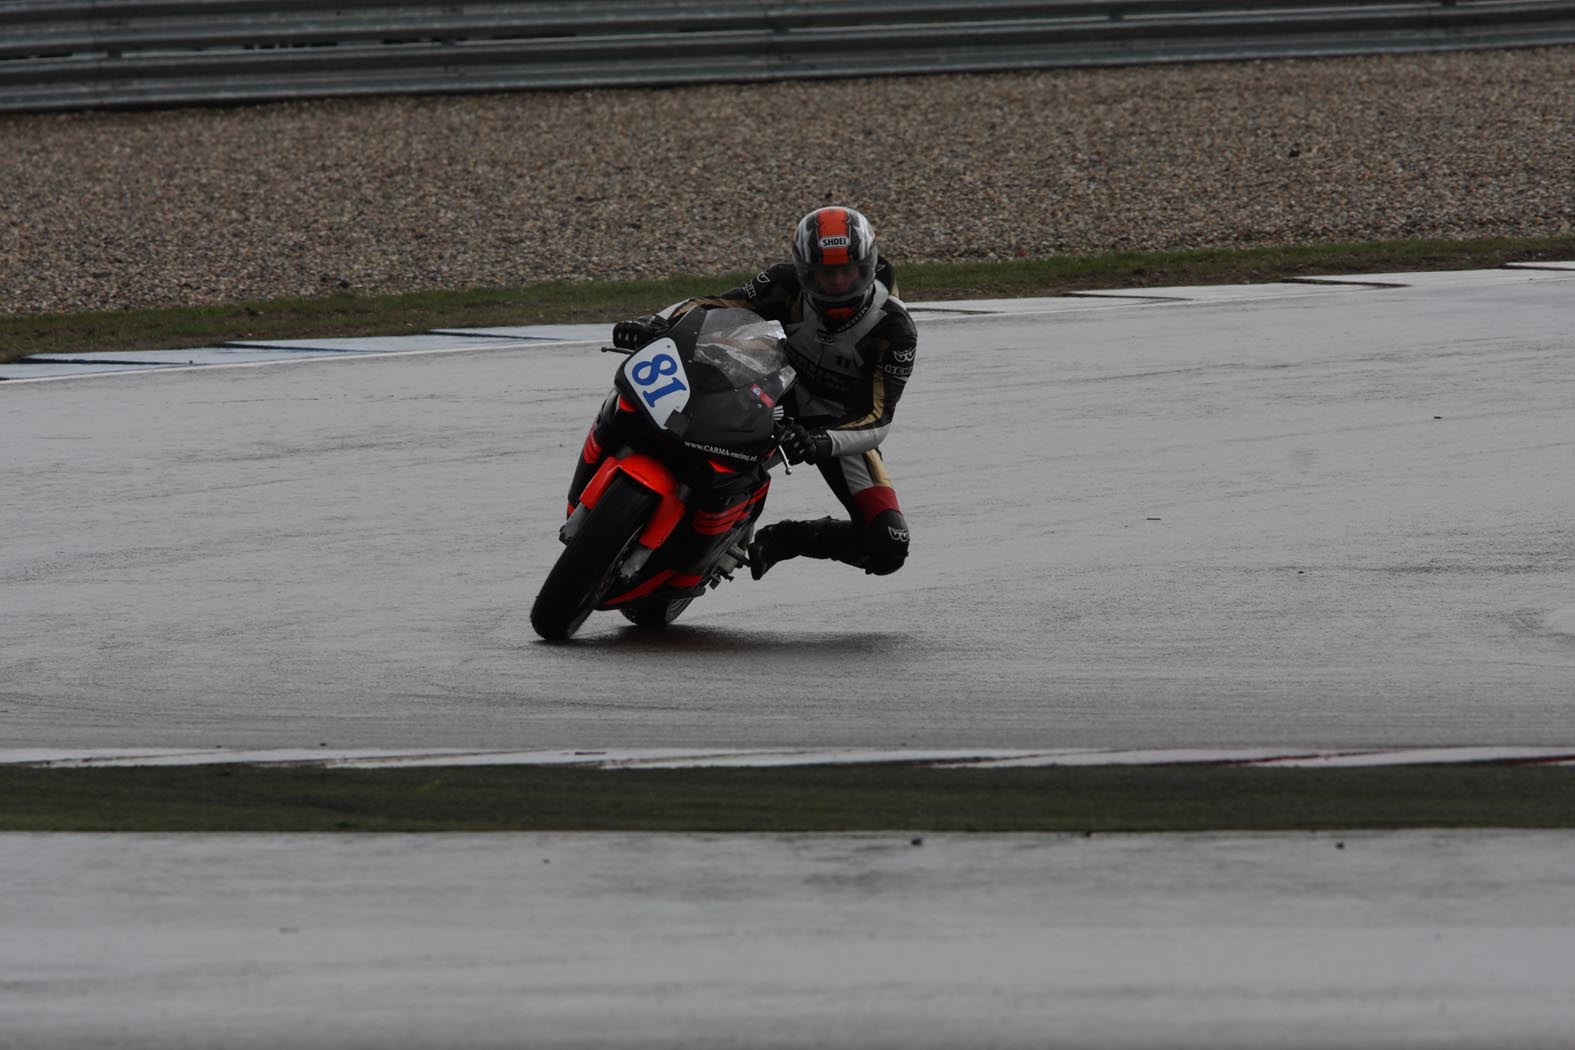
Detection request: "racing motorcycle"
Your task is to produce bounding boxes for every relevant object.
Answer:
[530,307,797,641]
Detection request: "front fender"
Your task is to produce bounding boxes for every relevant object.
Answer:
[580,453,688,550]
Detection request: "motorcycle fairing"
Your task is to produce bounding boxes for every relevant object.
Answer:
[613,309,793,464]
[602,569,705,607]
[578,453,687,550]
[619,337,692,431]
[692,483,769,535]
[598,476,770,608]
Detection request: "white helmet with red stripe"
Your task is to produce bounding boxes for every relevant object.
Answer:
[791,206,879,325]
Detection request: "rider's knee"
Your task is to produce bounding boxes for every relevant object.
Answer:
[863,509,910,576]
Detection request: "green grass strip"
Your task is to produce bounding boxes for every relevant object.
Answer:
[4,764,1574,832]
[4,235,1571,364]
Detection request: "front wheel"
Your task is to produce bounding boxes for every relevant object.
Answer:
[530,475,658,641]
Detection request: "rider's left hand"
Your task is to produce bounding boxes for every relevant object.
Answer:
[780,423,832,464]
[612,314,669,350]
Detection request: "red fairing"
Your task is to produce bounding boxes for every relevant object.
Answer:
[579,453,687,549]
[604,570,705,606]
[691,483,770,536]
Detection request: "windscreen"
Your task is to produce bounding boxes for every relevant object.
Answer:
[691,308,790,386]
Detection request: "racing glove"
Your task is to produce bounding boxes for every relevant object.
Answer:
[779,423,833,465]
[612,314,670,350]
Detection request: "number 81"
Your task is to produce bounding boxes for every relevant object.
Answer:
[632,353,686,407]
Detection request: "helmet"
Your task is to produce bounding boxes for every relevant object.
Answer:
[791,206,879,325]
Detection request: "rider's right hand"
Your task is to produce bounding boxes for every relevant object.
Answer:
[779,423,832,465]
[612,314,670,350]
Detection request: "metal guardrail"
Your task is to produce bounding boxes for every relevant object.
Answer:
[3,1,1574,112]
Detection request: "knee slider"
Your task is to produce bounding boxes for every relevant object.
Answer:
[863,509,910,576]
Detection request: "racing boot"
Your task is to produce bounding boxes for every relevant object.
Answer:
[748,517,847,580]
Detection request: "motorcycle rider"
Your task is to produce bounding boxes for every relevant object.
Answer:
[606,205,916,580]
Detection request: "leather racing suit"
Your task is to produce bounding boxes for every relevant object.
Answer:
[672,258,916,576]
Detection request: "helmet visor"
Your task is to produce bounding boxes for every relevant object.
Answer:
[810,264,865,298]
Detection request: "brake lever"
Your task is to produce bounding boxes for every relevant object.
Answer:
[770,422,792,475]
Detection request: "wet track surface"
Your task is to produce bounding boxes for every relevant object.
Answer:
[4,268,1575,752]
[6,267,1575,1050]
[8,831,1575,1050]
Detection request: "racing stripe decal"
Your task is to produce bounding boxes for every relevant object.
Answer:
[818,208,851,266]
[691,486,770,535]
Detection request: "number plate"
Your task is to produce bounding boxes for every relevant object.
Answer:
[623,337,691,428]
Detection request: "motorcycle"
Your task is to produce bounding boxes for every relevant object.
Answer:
[530,307,797,641]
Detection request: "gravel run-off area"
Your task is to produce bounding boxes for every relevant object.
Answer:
[1,46,1571,316]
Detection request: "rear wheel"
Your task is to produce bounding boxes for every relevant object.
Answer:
[530,475,658,641]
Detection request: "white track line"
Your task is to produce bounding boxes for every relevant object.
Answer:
[4,747,1575,769]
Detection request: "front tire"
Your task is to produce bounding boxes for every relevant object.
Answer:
[531,475,658,641]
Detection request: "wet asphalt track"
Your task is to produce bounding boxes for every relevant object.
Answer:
[7,830,1575,1050]
[6,267,1575,1050]
[4,267,1575,753]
